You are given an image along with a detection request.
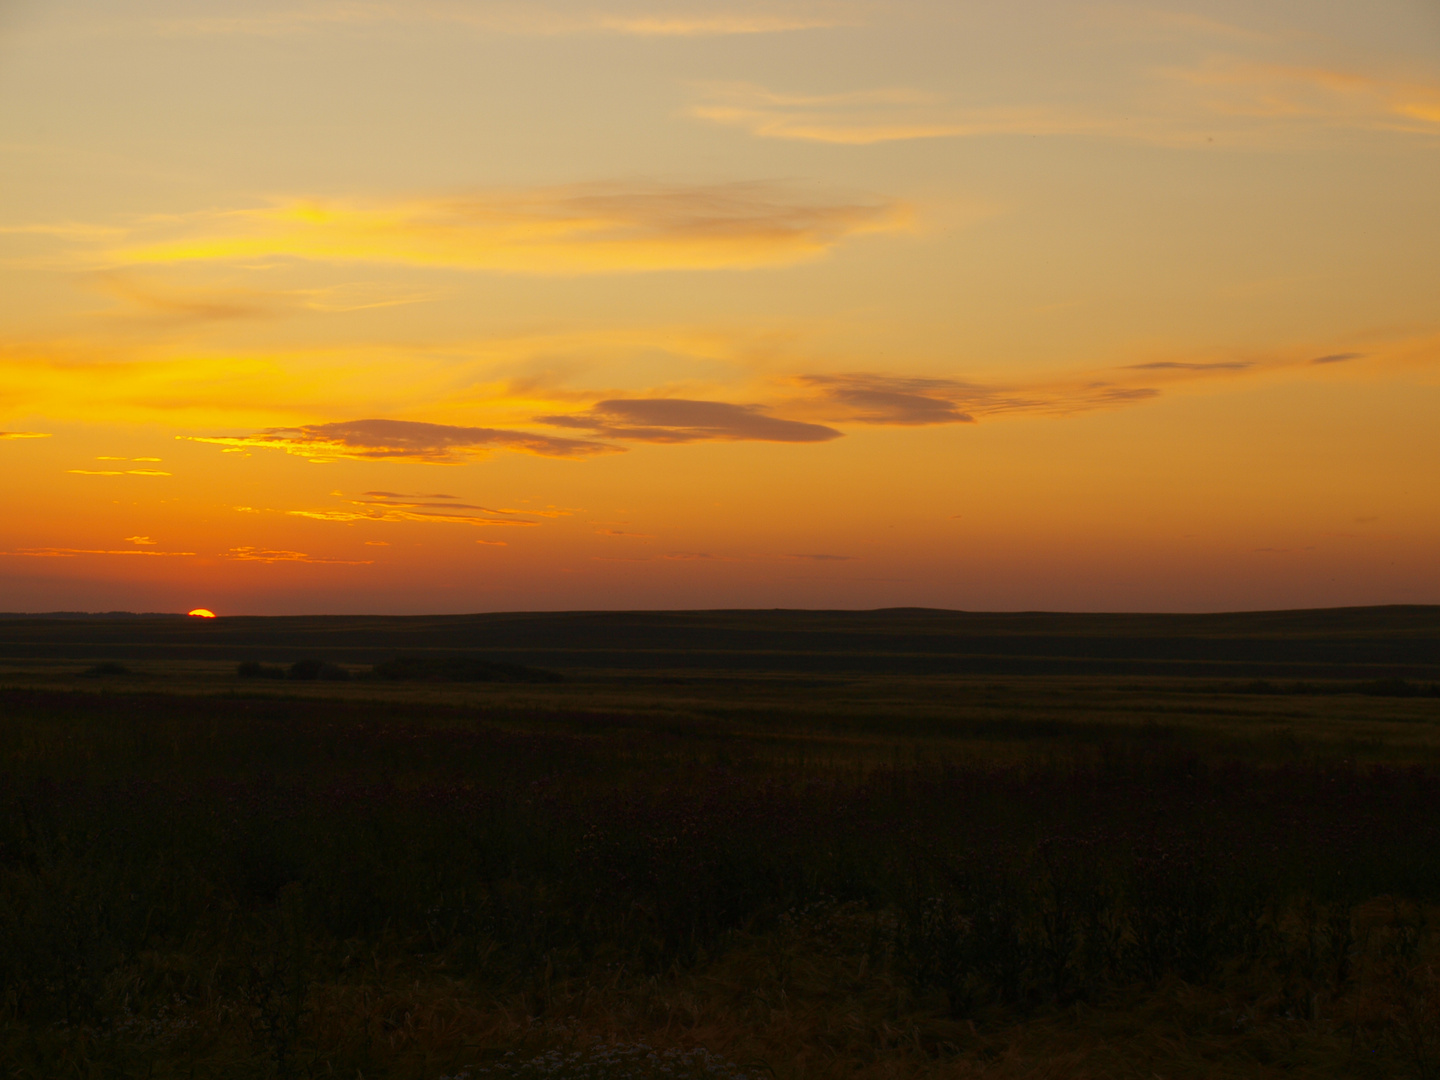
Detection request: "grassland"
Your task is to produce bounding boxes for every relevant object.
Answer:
[1,607,1438,1079]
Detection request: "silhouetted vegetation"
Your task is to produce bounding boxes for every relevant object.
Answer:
[287,658,351,681]
[79,661,131,677]
[371,654,563,683]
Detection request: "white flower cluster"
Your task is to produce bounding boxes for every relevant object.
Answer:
[439,1042,760,1080]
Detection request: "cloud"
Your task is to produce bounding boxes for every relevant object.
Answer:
[93,273,293,323]
[595,528,654,538]
[539,398,843,443]
[67,468,173,476]
[693,62,1440,149]
[795,374,977,424]
[782,553,855,561]
[0,431,51,439]
[362,490,459,499]
[689,82,1099,144]
[184,418,615,463]
[113,183,907,274]
[1125,361,1254,371]
[662,551,735,561]
[1312,352,1364,365]
[1,547,195,558]
[1168,61,1440,135]
[288,491,543,528]
[91,272,437,323]
[596,10,856,36]
[0,222,125,241]
[154,2,859,38]
[224,547,373,565]
[125,536,156,545]
[795,371,1202,425]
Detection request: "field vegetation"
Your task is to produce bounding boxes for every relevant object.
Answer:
[1,608,1439,1078]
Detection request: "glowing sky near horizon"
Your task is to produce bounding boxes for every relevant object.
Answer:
[1,0,1437,614]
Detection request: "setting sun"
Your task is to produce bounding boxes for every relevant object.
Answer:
[187,608,217,618]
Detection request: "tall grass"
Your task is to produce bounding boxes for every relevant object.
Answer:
[2,687,1439,1077]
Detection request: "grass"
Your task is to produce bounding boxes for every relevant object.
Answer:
[1,608,1439,1078]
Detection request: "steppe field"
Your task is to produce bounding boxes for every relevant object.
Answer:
[2,607,1439,1080]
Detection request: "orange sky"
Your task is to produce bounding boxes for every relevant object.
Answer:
[2,0,1437,613]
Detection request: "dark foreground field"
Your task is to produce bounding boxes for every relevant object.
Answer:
[2,606,1439,1079]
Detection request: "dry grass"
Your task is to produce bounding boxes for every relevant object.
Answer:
[13,898,1432,1079]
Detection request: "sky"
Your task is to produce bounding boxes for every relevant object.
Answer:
[1,0,1437,614]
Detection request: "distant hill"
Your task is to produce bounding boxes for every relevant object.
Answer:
[0,606,1436,680]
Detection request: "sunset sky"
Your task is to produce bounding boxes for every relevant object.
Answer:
[1,0,1437,614]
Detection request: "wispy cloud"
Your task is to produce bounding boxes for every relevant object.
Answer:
[792,344,1387,426]
[796,373,1159,424]
[153,2,859,38]
[0,431,51,440]
[0,222,126,241]
[691,62,1440,148]
[91,272,436,323]
[67,468,173,476]
[1,547,196,558]
[1167,60,1440,135]
[539,398,843,443]
[184,418,615,463]
[286,491,543,528]
[596,12,849,36]
[223,547,373,564]
[689,83,1098,144]
[1125,360,1254,371]
[112,183,906,274]
[796,375,979,425]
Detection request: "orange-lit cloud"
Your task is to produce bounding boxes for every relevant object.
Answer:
[67,468,174,476]
[2,547,197,558]
[0,431,52,440]
[539,398,843,442]
[185,418,614,462]
[111,184,907,274]
[795,373,1160,424]
[223,547,374,564]
[91,272,437,324]
[692,63,1440,147]
[153,2,860,38]
[1168,60,1440,134]
[689,83,1100,144]
[598,10,854,36]
[288,491,544,527]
